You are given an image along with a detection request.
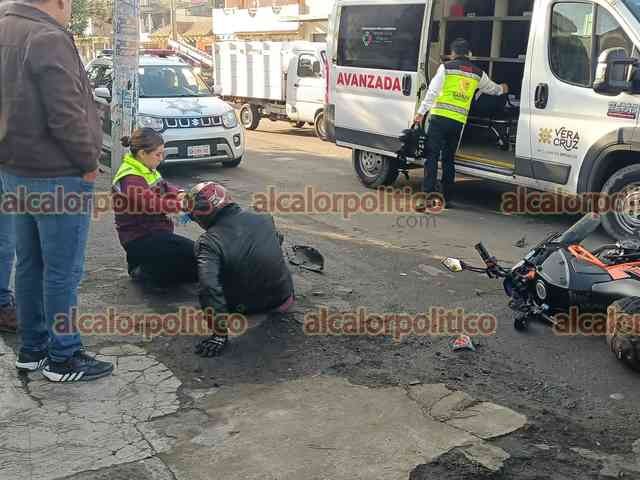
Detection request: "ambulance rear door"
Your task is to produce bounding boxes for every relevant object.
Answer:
[332,0,432,155]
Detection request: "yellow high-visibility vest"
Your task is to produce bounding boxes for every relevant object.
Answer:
[112,152,163,189]
[431,59,482,125]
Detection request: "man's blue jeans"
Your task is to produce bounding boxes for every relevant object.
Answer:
[0,174,15,306]
[1,173,94,362]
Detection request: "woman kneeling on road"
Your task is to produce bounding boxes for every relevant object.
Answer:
[112,128,197,286]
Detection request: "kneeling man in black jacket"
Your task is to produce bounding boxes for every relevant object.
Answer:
[186,182,295,357]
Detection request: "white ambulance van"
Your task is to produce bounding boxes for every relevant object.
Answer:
[325,0,640,238]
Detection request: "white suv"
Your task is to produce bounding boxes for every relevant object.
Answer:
[86,51,245,168]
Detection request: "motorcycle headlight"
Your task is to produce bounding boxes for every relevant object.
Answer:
[137,115,164,132]
[222,109,238,129]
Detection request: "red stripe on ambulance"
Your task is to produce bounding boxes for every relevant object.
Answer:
[336,72,402,92]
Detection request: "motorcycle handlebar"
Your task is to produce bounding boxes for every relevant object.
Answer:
[557,213,601,245]
[475,243,493,265]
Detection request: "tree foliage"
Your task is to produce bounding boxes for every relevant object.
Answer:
[70,0,114,36]
[69,0,89,35]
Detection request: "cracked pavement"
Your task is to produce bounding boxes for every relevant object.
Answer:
[0,336,527,480]
[3,123,640,479]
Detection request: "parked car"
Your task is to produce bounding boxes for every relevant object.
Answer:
[86,50,245,168]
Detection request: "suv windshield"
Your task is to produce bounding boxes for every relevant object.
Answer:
[139,65,211,98]
[625,0,640,20]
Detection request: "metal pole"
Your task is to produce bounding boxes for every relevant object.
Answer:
[170,0,177,41]
[111,0,140,176]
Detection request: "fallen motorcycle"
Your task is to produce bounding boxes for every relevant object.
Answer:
[441,213,640,372]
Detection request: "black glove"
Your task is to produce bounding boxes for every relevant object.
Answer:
[195,335,229,358]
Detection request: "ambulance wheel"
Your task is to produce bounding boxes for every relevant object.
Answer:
[222,156,242,168]
[240,104,261,130]
[314,111,328,140]
[601,164,640,239]
[607,297,640,373]
[353,150,399,188]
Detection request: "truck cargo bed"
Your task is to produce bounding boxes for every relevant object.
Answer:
[214,41,286,102]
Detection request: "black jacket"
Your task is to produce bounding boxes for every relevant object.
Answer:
[196,205,294,316]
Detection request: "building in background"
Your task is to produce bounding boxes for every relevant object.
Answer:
[146,15,214,50]
[213,0,332,43]
[75,4,114,64]
[75,0,332,64]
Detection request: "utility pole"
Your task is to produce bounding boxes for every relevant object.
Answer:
[111,0,140,175]
[170,0,178,40]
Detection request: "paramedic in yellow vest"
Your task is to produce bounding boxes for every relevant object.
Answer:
[112,128,197,286]
[414,38,508,209]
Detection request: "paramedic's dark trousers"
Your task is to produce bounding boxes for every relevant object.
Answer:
[422,115,465,194]
[125,232,198,286]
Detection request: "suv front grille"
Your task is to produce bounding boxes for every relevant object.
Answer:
[164,116,222,129]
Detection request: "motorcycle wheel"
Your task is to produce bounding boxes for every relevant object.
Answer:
[607,297,640,373]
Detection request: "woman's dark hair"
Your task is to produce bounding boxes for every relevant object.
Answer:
[120,128,164,157]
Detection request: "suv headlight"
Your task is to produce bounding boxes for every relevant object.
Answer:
[137,115,164,132]
[222,109,238,129]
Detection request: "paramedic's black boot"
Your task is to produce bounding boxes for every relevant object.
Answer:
[416,193,444,213]
[442,185,456,209]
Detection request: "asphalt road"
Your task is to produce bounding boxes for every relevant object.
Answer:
[159,121,640,478]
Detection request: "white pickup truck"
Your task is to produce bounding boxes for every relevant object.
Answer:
[214,41,328,139]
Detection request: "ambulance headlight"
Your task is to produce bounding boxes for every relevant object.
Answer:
[137,115,164,132]
[222,109,238,129]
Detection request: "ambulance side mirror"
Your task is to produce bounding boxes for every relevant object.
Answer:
[593,48,637,95]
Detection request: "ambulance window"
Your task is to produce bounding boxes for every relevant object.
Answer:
[594,7,635,59]
[550,3,594,87]
[337,4,426,71]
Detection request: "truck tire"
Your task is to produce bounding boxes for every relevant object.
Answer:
[353,149,399,188]
[314,111,328,141]
[601,164,640,239]
[240,104,261,130]
[222,156,243,168]
[607,297,640,373]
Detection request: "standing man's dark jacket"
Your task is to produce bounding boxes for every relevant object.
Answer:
[0,2,101,177]
[196,205,294,316]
